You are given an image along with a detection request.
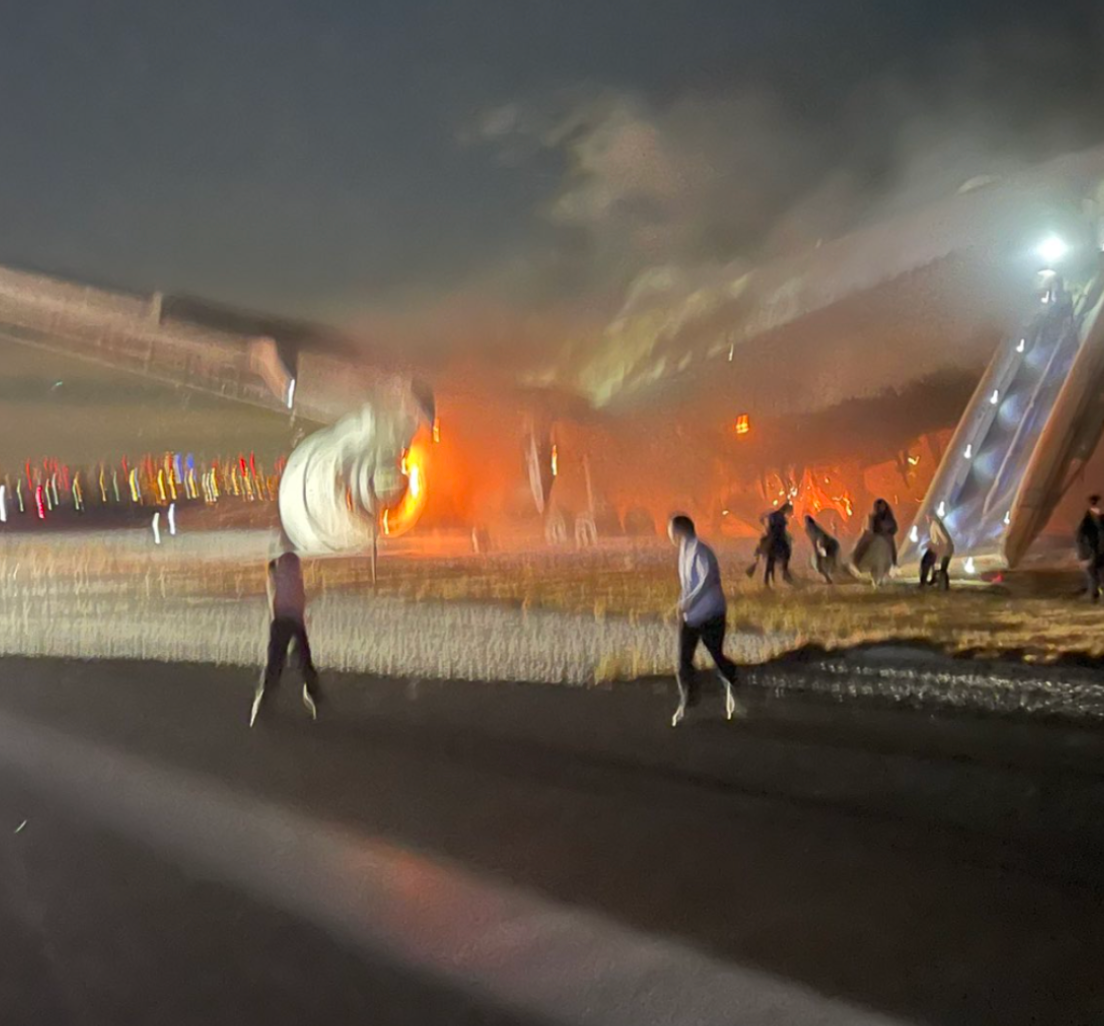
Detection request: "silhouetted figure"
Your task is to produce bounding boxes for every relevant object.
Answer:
[804,514,841,583]
[1076,495,1104,602]
[852,499,899,585]
[919,513,954,590]
[747,503,793,586]
[251,551,321,726]
[668,514,745,727]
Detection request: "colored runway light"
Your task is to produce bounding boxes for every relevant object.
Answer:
[734,414,750,436]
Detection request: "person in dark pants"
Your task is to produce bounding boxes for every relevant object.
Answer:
[251,550,321,726]
[919,513,954,590]
[1075,495,1104,602]
[668,514,745,727]
[763,503,794,586]
[804,514,841,583]
[747,503,794,586]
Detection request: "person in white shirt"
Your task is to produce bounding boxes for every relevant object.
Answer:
[919,514,955,590]
[251,550,321,726]
[668,514,746,727]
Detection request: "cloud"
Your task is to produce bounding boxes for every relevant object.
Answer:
[474,89,827,277]
[438,12,1104,415]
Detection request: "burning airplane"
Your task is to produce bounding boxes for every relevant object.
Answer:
[3,143,1104,564]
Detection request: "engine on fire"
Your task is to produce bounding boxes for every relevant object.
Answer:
[278,383,431,554]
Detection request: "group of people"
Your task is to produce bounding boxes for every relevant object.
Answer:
[743,498,954,590]
[250,497,962,729]
[252,494,1103,730]
[667,503,960,727]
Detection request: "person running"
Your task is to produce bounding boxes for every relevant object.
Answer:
[668,514,746,727]
[251,550,321,726]
[804,514,841,584]
[919,513,954,590]
[1075,495,1104,602]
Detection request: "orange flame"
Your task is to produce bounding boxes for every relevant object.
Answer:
[380,429,431,538]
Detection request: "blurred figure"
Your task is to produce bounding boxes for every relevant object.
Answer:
[804,514,841,584]
[668,514,745,727]
[1075,495,1104,602]
[919,513,955,590]
[851,498,899,585]
[747,503,794,586]
[251,550,321,726]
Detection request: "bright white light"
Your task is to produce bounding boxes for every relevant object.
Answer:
[937,501,946,518]
[0,486,6,524]
[909,525,919,543]
[964,444,973,459]
[990,389,999,405]
[168,502,177,536]
[286,377,297,409]
[964,557,977,575]
[152,512,162,545]
[1003,510,1011,526]
[1037,235,1068,265]
[1016,338,1026,353]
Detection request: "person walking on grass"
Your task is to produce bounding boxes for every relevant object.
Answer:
[746,503,794,586]
[251,550,322,726]
[804,514,841,584]
[668,514,746,727]
[919,512,955,590]
[1076,495,1104,602]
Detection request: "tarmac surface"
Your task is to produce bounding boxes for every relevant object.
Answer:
[0,656,1101,1025]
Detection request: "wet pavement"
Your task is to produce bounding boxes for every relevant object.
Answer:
[0,656,1101,1025]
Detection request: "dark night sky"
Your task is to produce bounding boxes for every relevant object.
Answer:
[1,0,1102,335]
[0,0,1097,469]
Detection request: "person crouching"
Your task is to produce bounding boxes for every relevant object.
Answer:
[919,513,955,591]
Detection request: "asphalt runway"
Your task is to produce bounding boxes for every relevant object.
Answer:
[0,656,1101,1025]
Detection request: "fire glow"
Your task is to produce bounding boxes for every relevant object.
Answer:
[381,429,431,538]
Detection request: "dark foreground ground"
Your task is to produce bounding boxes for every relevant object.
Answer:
[0,657,1101,1025]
